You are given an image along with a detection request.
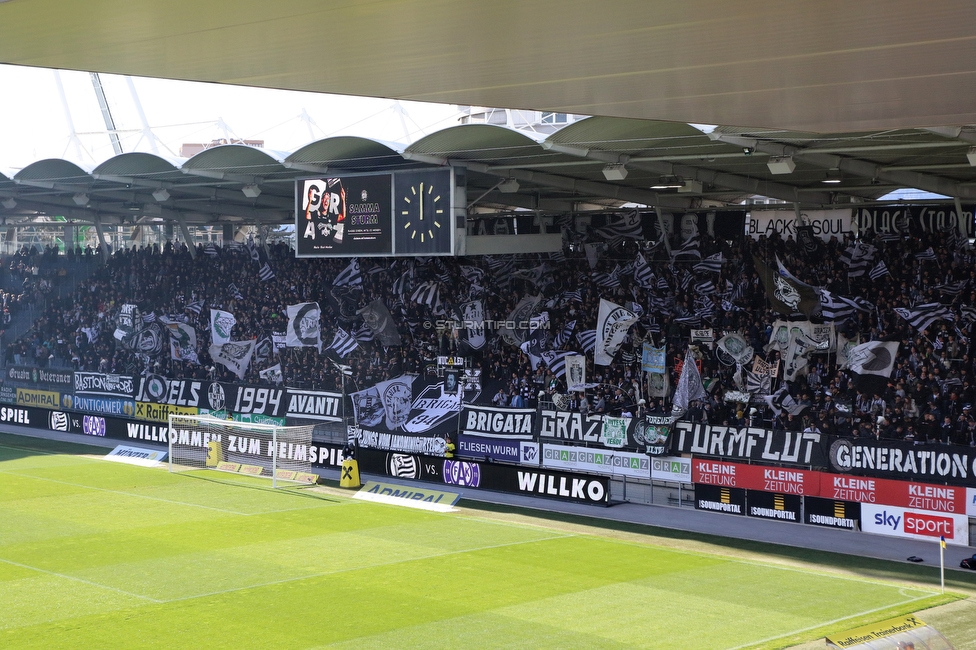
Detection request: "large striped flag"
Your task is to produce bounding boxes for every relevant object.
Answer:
[333,258,362,287]
[327,328,360,358]
[895,303,953,333]
[693,253,723,275]
[633,253,655,289]
[410,281,440,307]
[576,329,597,353]
[258,263,275,282]
[868,260,889,281]
[552,319,576,348]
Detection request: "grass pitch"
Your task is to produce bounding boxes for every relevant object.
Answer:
[0,434,966,649]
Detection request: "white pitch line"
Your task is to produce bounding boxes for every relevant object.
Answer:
[723,592,938,650]
[161,532,576,605]
[0,468,339,517]
[0,556,162,603]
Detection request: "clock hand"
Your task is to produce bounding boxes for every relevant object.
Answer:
[419,182,424,220]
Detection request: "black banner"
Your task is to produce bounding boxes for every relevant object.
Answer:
[534,409,644,450]
[74,372,136,397]
[746,490,802,523]
[286,388,342,423]
[852,204,975,238]
[827,437,976,487]
[133,378,288,418]
[804,496,860,530]
[5,365,73,389]
[671,421,826,467]
[460,404,534,439]
[694,483,746,515]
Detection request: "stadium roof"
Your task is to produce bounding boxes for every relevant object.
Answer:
[2,119,975,230]
[0,1,973,135]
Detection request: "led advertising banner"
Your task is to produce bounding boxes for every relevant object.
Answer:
[861,503,970,546]
[296,168,456,258]
[297,174,393,256]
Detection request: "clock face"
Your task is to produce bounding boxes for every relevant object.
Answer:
[394,169,453,255]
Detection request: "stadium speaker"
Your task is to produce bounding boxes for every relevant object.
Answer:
[766,156,796,174]
[601,164,628,181]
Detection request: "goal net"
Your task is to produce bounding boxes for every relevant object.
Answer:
[168,414,317,487]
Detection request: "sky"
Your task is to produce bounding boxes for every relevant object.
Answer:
[0,64,465,173]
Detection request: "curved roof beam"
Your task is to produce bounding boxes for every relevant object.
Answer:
[708,131,973,199]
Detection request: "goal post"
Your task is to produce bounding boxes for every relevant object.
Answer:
[167,414,316,487]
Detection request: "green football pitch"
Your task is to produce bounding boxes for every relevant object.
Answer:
[0,435,966,649]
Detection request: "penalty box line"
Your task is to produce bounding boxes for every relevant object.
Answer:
[725,591,939,650]
[160,532,577,605]
[0,556,163,604]
[0,467,340,517]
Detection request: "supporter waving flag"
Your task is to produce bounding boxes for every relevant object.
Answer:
[333,258,362,287]
[327,328,359,358]
[895,303,953,333]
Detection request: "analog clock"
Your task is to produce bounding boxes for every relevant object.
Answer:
[394,169,453,255]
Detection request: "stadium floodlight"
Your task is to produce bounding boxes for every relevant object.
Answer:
[168,414,315,488]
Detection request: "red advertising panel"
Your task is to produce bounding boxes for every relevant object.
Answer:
[819,473,967,514]
[692,459,821,496]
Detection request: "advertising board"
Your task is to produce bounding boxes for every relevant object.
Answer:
[860,503,969,546]
[542,443,650,479]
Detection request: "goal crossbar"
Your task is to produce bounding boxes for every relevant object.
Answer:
[168,414,316,488]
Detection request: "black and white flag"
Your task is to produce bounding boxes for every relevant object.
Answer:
[915,247,937,261]
[185,300,204,315]
[209,340,256,380]
[764,386,807,417]
[286,302,322,351]
[259,364,283,385]
[227,283,243,300]
[633,253,655,289]
[553,319,576,348]
[895,303,953,333]
[673,350,707,416]
[936,280,968,296]
[693,253,723,275]
[593,210,643,243]
[595,299,638,366]
[576,329,597,353]
[258,263,275,282]
[868,261,889,281]
[333,258,363,287]
[410,281,440,307]
[356,299,401,347]
[327,328,360,358]
[845,340,899,393]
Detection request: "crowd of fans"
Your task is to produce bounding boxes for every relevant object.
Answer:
[5,218,976,446]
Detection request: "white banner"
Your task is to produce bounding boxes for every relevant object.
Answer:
[541,443,650,479]
[285,302,322,351]
[375,374,414,431]
[861,503,969,547]
[967,488,976,517]
[746,209,852,241]
[595,299,637,366]
[210,309,236,346]
[565,354,586,392]
[650,456,692,484]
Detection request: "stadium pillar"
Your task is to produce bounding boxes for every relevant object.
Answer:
[92,215,110,261]
[222,224,234,244]
[176,217,196,259]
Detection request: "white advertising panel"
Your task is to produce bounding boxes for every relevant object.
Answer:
[650,456,692,484]
[967,487,976,517]
[541,443,649,479]
[861,503,969,547]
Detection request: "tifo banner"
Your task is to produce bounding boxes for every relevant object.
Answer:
[852,204,976,238]
[827,437,976,486]
[285,388,342,422]
[74,372,136,397]
[803,496,860,530]
[650,456,692,484]
[542,443,650,479]
[460,404,534,439]
[860,503,970,546]
[535,409,643,449]
[671,421,826,466]
[693,459,822,496]
[353,426,452,456]
[746,209,852,241]
[6,366,73,389]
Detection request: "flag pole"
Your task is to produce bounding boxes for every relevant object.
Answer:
[940,535,945,594]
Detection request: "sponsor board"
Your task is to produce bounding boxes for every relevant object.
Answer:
[460,405,534,439]
[507,468,608,503]
[826,615,928,649]
[694,483,746,515]
[74,372,136,397]
[0,384,16,404]
[0,406,32,425]
[6,365,73,388]
[693,459,821,496]
[135,402,198,423]
[16,388,60,409]
[216,462,241,472]
[819,472,968,513]
[746,490,802,523]
[860,503,970,546]
[519,441,540,466]
[542,443,650,479]
[62,394,136,417]
[353,481,460,512]
[828,437,976,486]
[285,388,342,422]
[804,496,860,530]
[650,456,692,484]
[969,487,976,517]
[672,421,825,466]
[104,445,167,467]
[82,415,107,437]
[457,434,522,463]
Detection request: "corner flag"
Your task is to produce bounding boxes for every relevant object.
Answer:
[940,535,946,549]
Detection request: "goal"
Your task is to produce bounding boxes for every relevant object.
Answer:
[168,414,317,487]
